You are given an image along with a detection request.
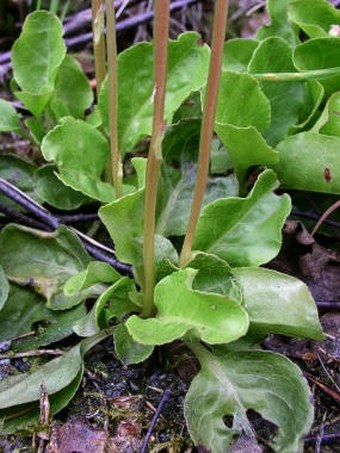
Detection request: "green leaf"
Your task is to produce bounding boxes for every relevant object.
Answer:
[34,164,88,210]
[1,370,83,434]
[215,124,279,186]
[12,11,66,117]
[50,55,93,120]
[41,117,114,202]
[162,118,201,163]
[0,343,83,409]
[293,38,340,97]
[0,154,37,199]
[114,323,154,365]
[216,72,271,131]
[186,252,241,300]
[275,132,340,194]
[222,39,258,73]
[193,170,291,267]
[0,265,9,311]
[0,329,112,432]
[157,163,239,237]
[0,284,86,346]
[256,0,298,46]
[64,261,121,297]
[248,37,321,146]
[185,347,314,452]
[312,91,340,137]
[126,268,249,346]
[73,277,136,337]
[98,32,210,152]
[99,189,178,283]
[288,0,340,39]
[0,225,90,309]
[233,267,323,340]
[0,99,22,133]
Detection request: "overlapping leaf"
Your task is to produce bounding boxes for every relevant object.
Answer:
[275,132,340,194]
[0,99,22,133]
[50,55,93,120]
[126,268,249,346]
[233,267,323,339]
[41,117,115,202]
[0,224,90,309]
[288,0,340,39]
[193,170,291,267]
[11,11,66,117]
[185,348,314,452]
[98,32,210,152]
[256,0,298,45]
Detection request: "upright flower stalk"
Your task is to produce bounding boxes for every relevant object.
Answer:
[91,0,106,97]
[142,0,170,317]
[105,0,123,198]
[179,0,229,266]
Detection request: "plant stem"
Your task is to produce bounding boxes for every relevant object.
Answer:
[142,0,170,318]
[179,0,229,266]
[105,0,123,198]
[91,0,106,97]
[253,67,340,81]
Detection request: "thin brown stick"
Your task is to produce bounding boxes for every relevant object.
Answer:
[106,0,123,197]
[311,200,340,236]
[179,0,229,266]
[142,0,170,317]
[92,0,106,96]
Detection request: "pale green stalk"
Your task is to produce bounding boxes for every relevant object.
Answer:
[179,0,229,266]
[105,0,123,198]
[254,67,340,81]
[92,0,106,97]
[142,0,170,317]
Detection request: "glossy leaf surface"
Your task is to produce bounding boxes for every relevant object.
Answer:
[51,55,93,120]
[193,170,291,267]
[12,11,66,116]
[275,132,340,194]
[98,32,209,152]
[126,268,249,346]
[41,118,114,202]
[233,267,323,339]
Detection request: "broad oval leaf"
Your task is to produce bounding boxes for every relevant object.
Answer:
[50,55,93,120]
[0,284,86,346]
[248,36,320,146]
[0,224,90,309]
[256,0,298,46]
[275,132,340,194]
[222,38,258,73]
[114,323,154,365]
[312,91,340,137]
[41,117,114,202]
[215,124,279,187]
[34,164,88,210]
[233,267,323,340]
[0,99,22,133]
[193,170,291,267]
[216,71,271,131]
[12,11,66,116]
[99,189,178,283]
[98,32,209,153]
[126,268,249,346]
[185,348,314,452]
[288,0,340,39]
